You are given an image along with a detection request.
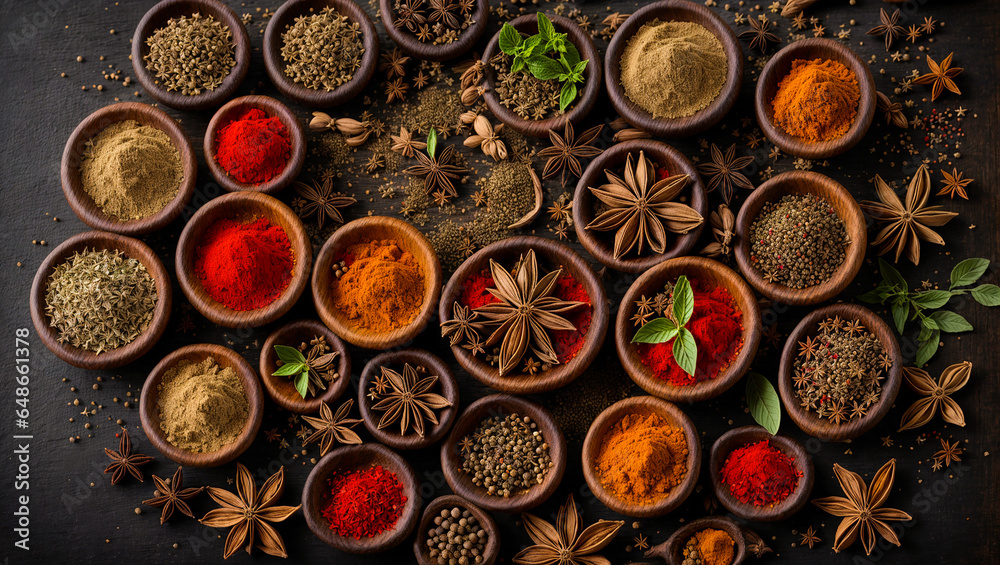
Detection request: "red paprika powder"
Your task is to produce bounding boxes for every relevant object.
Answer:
[215,108,291,184]
[321,465,406,539]
[719,440,801,507]
[194,217,294,311]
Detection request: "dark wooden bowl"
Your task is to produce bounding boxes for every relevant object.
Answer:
[481,14,602,138]
[581,396,701,518]
[358,349,459,450]
[778,303,902,442]
[380,0,490,61]
[755,38,876,159]
[733,171,866,306]
[204,95,306,194]
[604,0,742,138]
[647,516,746,565]
[263,0,379,108]
[708,426,814,522]
[616,257,760,402]
[312,216,442,349]
[176,191,312,328]
[61,102,197,236]
[260,319,352,414]
[412,495,500,565]
[139,343,264,467]
[131,0,251,111]
[30,231,172,370]
[302,443,422,554]
[440,394,567,513]
[439,236,609,394]
[572,140,707,273]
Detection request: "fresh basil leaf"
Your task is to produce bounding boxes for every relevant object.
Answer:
[928,311,973,333]
[274,344,306,365]
[917,321,934,341]
[891,300,909,334]
[915,331,940,366]
[922,316,938,330]
[564,42,581,66]
[426,127,438,158]
[673,327,698,377]
[857,288,885,304]
[879,258,907,293]
[272,362,307,377]
[499,24,522,54]
[293,372,310,399]
[950,258,990,289]
[573,59,588,75]
[672,275,694,327]
[559,81,577,112]
[631,317,678,343]
[746,372,780,435]
[527,55,564,80]
[970,284,1000,306]
[911,290,954,309]
[537,12,555,40]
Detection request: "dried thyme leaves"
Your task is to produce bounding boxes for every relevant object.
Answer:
[458,413,553,497]
[281,7,364,91]
[143,13,235,96]
[44,249,157,354]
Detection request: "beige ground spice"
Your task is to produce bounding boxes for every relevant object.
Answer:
[157,357,248,453]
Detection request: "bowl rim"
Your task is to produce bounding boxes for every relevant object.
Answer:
[139,343,264,467]
[411,494,500,565]
[657,516,748,565]
[203,95,307,194]
[379,0,491,62]
[259,319,353,414]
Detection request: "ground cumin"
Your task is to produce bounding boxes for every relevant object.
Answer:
[594,412,688,504]
[330,240,424,333]
[771,58,860,142]
[157,357,248,453]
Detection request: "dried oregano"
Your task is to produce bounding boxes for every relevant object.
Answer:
[280,7,364,91]
[143,13,235,96]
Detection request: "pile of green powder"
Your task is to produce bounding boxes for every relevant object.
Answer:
[157,357,248,453]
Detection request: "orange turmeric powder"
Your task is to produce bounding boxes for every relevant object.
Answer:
[330,240,424,333]
[771,58,860,143]
[694,528,735,565]
[594,412,689,504]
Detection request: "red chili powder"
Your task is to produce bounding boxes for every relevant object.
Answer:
[321,465,406,539]
[636,279,743,386]
[193,217,294,311]
[719,440,802,507]
[215,108,290,184]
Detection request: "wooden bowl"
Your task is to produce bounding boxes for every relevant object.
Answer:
[204,95,307,194]
[572,140,708,273]
[30,231,172,370]
[755,38,876,159]
[581,396,701,518]
[604,0,742,138]
[358,349,459,450]
[139,343,264,467]
[131,0,251,111]
[302,443,422,554]
[176,191,312,328]
[734,171,866,306]
[264,0,379,108]
[312,216,442,349]
[439,236,608,394]
[778,303,903,442]
[647,516,747,565]
[412,495,500,565]
[61,102,197,236]
[708,426,814,522]
[260,319,352,414]
[616,257,761,402]
[380,0,490,61]
[481,14,602,138]
[440,394,567,513]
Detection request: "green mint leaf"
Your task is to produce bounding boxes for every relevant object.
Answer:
[910,290,955,309]
[573,59,589,76]
[523,34,543,54]
[537,12,555,40]
[950,258,990,289]
[915,331,940,366]
[673,327,698,377]
[559,81,577,112]
[891,300,909,334]
[499,24,522,54]
[928,311,973,333]
[672,275,694,327]
[510,57,526,74]
[274,344,306,365]
[631,317,678,343]
[746,372,780,435]
[971,283,1000,306]
[879,258,907,293]
[293,372,310,399]
[564,42,581,66]
[427,128,438,158]
[527,55,564,80]
[272,362,307,377]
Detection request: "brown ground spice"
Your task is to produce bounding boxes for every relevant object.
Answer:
[157,357,248,453]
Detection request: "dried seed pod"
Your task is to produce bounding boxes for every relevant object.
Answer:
[461,85,485,106]
[613,128,652,142]
[334,118,367,136]
[459,111,479,125]
[345,131,372,147]
[309,112,335,131]
[609,116,631,131]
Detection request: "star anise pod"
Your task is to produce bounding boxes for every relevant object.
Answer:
[876,91,908,129]
[464,114,508,161]
[428,0,461,29]
[697,143,755,204]
[390,126,427,158]
[379,47,411,78]
[294,178,356,230]
[602,12,629,33]
[586,150,703,259]
[475,250,585,376]
[739,16,780,53]
[200,463,300,559]
[933,438,963,469]
[537,121,604,185]
[404,129,466,198]
[937,168,972,200]
[441,301,480,346]
[104,427,153,485]
[799,526,821,549]
[812,459,912,555]
[513,494,623,565]
[143,467,204,524]
[867,8,904,50]
[385,77,409,103]
[913,52,962,101]
[302,399,363,456]
[370,363,452,437]
[860,164,958,264]
[700,203,735,258]
[394,0,426,32]
[898,361,971,431]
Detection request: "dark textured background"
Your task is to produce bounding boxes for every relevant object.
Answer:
[1,0,997,563]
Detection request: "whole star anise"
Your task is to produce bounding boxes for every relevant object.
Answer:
[404,128,466,198]
[739,16,780,53]
[294,178,356,230]
[390,126,427,158]
[867,8,904,50]
[104,427,153,485]
[370,363,452,437]
[143,467,205,524]
[440,301,480,346]
[428,0,461,29]
[513,494,623,565]
[937,168,972,200]
[696,143,755,204]
[302,399,363,456]
[898,361,971,431]
[913,52,962,101]
[933,438,963,469]
[537,121,604,185]
[394,0,427,32]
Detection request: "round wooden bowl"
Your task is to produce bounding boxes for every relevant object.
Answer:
[260,319,352,414]
[481,14,602,138]
[312,216,442,349]
[412,495,500,565]
[176,191,312,328]
[30,231,172,370]
[380,0,490,61]
[264,0,379,108]
[204,95,307,194]
[734,171,866,306]
[440,394,567,513]
[61,102,197,236]
[439,236,609,394]
[616,257,761,402]
[131,0,251,111]
[755,38,876,159]
[302,443,422,554]
[708,426,814,522]
[778,303,903,442]
[648,516,746,565]
[139,343,264,467]
[581,396,701,518]
[358,349,459,450]
[604,0,742,138]
[573,140,708,273]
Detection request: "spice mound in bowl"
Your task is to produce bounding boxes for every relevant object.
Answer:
[771,58,859,143]
[144,13,236,96]
[457,412,554,497]
[214,108,291,185]
[330,239,425,333]
[594,412,689,505]
[680,527,736,565]
[157,357,249,453]
[719,440,801,507]
[280,6,365,92]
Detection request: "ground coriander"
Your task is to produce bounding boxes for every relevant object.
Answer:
[156,357,248,453]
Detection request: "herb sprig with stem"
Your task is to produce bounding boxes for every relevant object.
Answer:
[631,275,698,376]
[498,12,588,112]
[272,343,339,399]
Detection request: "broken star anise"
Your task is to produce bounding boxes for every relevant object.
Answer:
[104,427,153,485]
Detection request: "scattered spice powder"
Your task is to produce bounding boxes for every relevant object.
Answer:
[330,240,424,333]
[215,108,291,184]
[321,465,406,539]
[156,357,248,453]
[772,58,860,142]
[594,412,688,504]
[719,440,802,507]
